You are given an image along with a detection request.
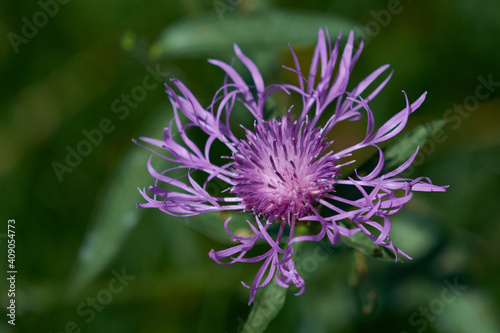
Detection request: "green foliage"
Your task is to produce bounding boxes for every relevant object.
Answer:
[152,9,356,58]
[67,147,148,298]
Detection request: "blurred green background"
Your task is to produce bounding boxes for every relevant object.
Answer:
[1,0,500,332]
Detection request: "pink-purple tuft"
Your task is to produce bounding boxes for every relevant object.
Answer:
[231,114,340,222]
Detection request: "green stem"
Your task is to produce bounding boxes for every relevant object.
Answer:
[241,280,287,333]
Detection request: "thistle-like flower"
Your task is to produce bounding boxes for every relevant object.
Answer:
[135,29,447,304]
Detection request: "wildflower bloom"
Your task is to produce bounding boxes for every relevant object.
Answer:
[135,29,447,304]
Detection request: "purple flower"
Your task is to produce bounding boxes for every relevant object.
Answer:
[135,29,447,304]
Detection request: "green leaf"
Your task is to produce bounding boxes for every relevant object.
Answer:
[67,112,168,299]
[151,9,356,59]
[358,118,447,177]
[341,231,397,262]
[66,147,149,298]
[383,118,446,171]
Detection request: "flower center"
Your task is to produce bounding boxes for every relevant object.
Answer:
[230,116,340,221]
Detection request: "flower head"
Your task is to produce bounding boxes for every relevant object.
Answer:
[136,29,447,304]
[231,115,340,221]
